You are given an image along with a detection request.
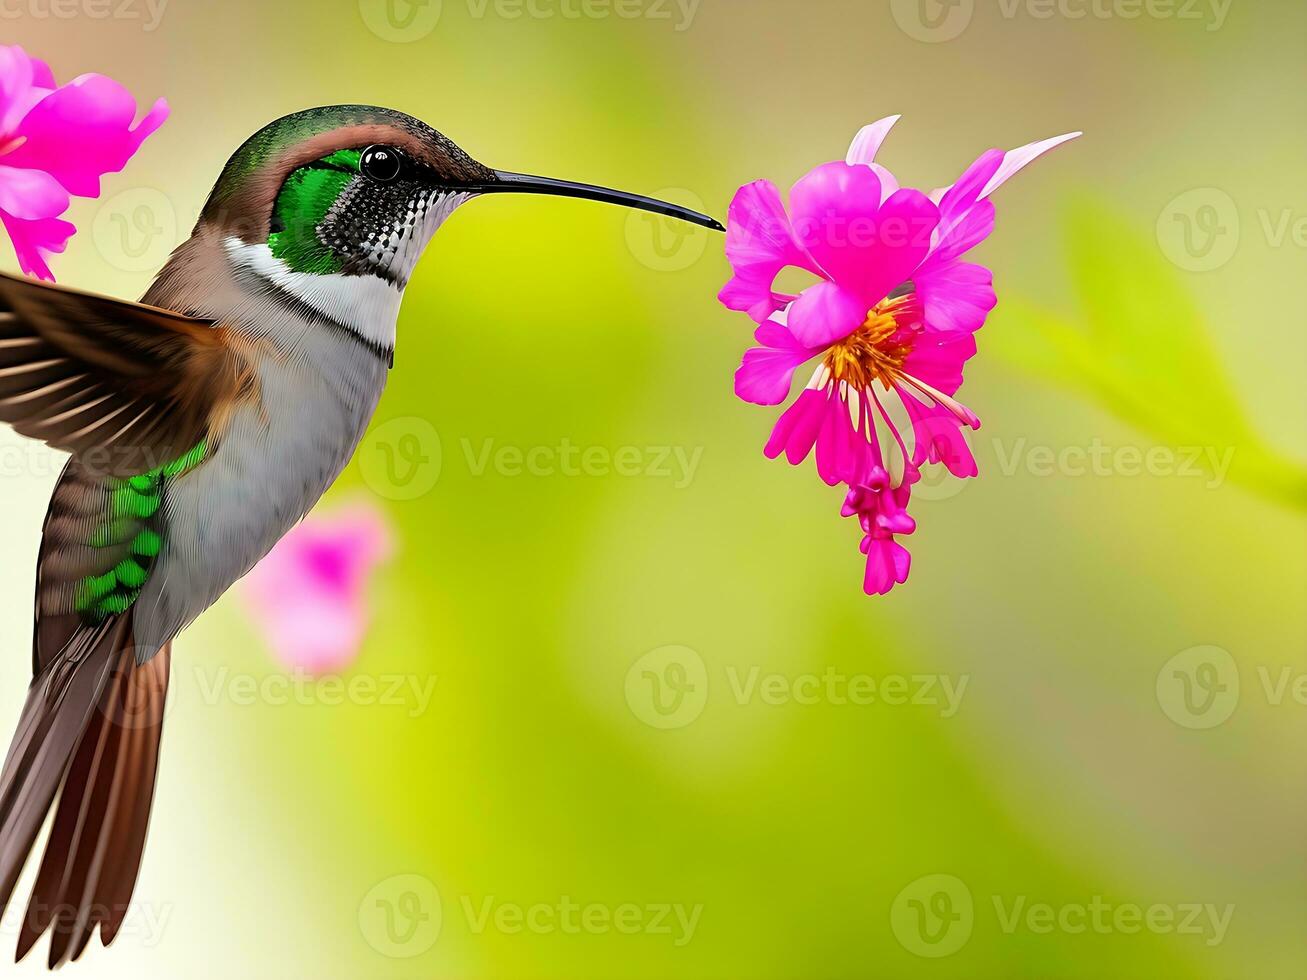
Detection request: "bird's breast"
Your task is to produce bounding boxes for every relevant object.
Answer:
[130,340,389,654]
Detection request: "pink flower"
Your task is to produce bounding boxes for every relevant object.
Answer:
[240,504,395,675]
[722,116,1078,594]
[0,45,168,280]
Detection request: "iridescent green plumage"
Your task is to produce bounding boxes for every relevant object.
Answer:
[74,440,208,621]
[267,149,361,274]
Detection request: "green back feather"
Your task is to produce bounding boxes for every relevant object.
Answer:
[75,440,208,622]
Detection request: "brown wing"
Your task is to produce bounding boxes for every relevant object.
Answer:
[0,272,247,476]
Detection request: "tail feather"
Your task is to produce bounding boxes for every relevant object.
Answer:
[0,618,124,922]
[0,615,169,967]
[19,644,170,966]
[92,649,171,947]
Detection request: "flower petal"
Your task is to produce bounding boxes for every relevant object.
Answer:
[921,200,994,274]
[787,280,869,349]
[0,45,54,133]
[816,390,877,488]
[7,76,169,197]
[915,260,997,339]
[898,386,979,478]
[937,148,1004,226]
[869,163,900,204]
[926,133,1080,266]
[902,331,978,396]
[791,164,939,304]
[720,179,818,323]
[241,505,393,674]
[864,539,912,595]
[979,132,1082,200]
[789,161,880,285]
[0,164,69,221]
[735,344,817,406]
[845,115,901,167]
[0,210,74,281]
[764,387,828,466]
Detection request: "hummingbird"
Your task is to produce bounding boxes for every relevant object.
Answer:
[0,104,721,966]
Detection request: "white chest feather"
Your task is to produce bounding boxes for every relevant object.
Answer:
[222,239,404,351]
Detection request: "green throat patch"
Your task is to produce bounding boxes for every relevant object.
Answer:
[267,149,362,275]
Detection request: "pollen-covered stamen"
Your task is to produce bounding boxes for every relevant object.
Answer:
[823,293,919,390]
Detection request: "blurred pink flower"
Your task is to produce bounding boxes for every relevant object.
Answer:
[0,44,168,280]
[241,505,395,675]
[722,116,1078,594]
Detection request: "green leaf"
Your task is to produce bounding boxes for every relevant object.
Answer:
[990,197,1307,510]
[1063,198,1254,447]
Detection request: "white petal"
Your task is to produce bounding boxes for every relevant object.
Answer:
[870,163,900,205]
[979,132,1082,200]
[846,115,903,167]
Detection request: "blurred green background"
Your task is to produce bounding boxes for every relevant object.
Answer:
[2,1,1305,977]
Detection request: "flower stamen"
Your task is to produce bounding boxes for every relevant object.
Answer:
[823,294,917,390]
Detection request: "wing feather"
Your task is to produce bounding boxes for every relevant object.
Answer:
[0,272,252,475]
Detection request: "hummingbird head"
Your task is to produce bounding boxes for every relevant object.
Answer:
[199,104,721,291]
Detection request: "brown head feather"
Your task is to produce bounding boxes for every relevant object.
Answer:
[197,105,493,242]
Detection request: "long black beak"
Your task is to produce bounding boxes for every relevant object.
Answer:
[466,170,724,232]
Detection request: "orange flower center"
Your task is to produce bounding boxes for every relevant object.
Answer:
[823,294,917,390]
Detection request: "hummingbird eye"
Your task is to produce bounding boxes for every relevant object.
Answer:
[360,145,403,183]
